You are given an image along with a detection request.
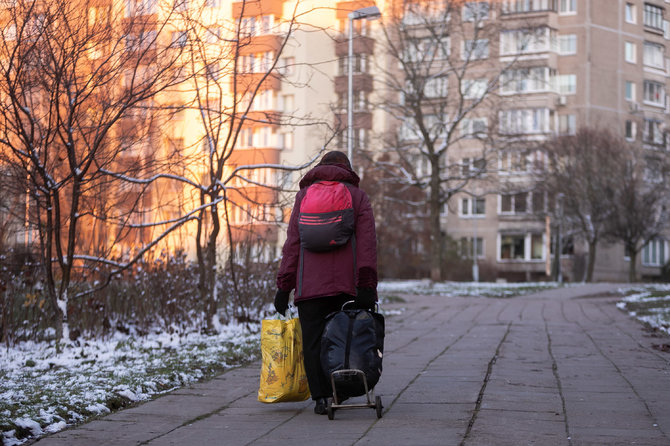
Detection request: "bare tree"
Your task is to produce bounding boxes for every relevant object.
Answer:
[0,0,186,340]
[373,1,520,280]
[604,142,670,282]
[535,128,623,282]
[152,1,334,331]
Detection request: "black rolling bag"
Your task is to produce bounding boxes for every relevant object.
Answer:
[320,303,385,398]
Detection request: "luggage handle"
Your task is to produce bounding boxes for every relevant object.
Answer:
[341,300,379,312]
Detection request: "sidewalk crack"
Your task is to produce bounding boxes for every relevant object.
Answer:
[459,321,512,446]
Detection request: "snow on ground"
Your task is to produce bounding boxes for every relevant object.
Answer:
[616,284,670,335]
[1,323,258,446]
[378,279,563,298]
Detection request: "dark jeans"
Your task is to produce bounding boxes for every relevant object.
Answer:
[297,294,353,400]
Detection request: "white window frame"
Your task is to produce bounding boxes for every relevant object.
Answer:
[558,114,577,135]
[497,232,546,261]
[643,41,665,69]
[557,74,577,95]
[459,196,486,217]
[499,108,550,134]
[625,120,637,141]
[425,76,449,98]
[501,67,552,94]
[643,3,664,30]
[643,79,665,106]
[462,39,490,60]
[463,1,490,22]
[625,80,636,101]
[625,41,637,64]
[461,117,489,138]
[642,238,667,266]
[625,3,637,23]
[460,236,485,259]
[461,78,488,99]
[559,0,577,15]
[558,34,577,55]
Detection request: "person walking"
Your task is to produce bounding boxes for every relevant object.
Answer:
[274,150,378,415]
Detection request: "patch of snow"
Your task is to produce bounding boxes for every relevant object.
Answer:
[14,418,43,436]
[45,421,67,433]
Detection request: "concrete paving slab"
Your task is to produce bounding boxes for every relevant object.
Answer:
[32,283,670,446]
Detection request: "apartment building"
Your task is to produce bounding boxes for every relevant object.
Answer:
[432,0,670,281]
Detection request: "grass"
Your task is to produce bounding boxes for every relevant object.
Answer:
[0,329,260,445]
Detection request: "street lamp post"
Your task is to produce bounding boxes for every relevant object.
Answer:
[347,5,380,170]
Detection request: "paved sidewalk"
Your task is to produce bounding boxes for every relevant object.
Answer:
[34,283,670,445]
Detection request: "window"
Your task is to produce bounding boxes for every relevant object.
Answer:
[643,80,665,105]
[460,197,486,216]
[461,117,489,137]
[463,2,490,21]
[239,128,253,147]
[642,238,667,266]
[460,237,484,258]
[259,15,274,34]
[643,118,664,144]
[558,34,577,55]
[425,76,449,98]
[462,39,489,60]
[280,57,295,76]
[625,41,637,63]
[240,17,256,36]
[559,0,576,14]
[205,0,220,7]
[531,234,544,260]
[461,157,487,176]
[625,81,636,101]
[500,150,542,173]
[501,28,554,55]
[461,78,488,99]
[499,108,550,134]
[625,120,637,140]
[500,192,528,214]
[500,234,526,260]
[643,3,664,30]
[125,30,157,52]
[557,74,577,94]
[625,3,637,23]
[125,0,157,17]
[501,67,552,93]
[502,0,555,14]
[282,131,294,150]
[643,41,665,69]
[559,114,576,135]
[499,233,545,260]
[339,54,368,75]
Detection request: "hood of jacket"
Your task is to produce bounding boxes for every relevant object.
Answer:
[299,163,360,189]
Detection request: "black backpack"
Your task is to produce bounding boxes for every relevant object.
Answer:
[320,307,385,398]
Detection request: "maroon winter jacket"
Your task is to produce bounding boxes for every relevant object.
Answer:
[276,163,378,304]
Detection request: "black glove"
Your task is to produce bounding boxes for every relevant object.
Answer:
[274,289,290,316]
[355,288,376,310]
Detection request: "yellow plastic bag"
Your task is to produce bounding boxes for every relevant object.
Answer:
[258,317,311,403]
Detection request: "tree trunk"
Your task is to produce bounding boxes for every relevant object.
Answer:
[585,239,597,282]
[203,200,221,333]
[628,247,638,283]
[429,157,442,282]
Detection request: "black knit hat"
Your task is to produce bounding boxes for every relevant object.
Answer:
[319,150,351,169]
